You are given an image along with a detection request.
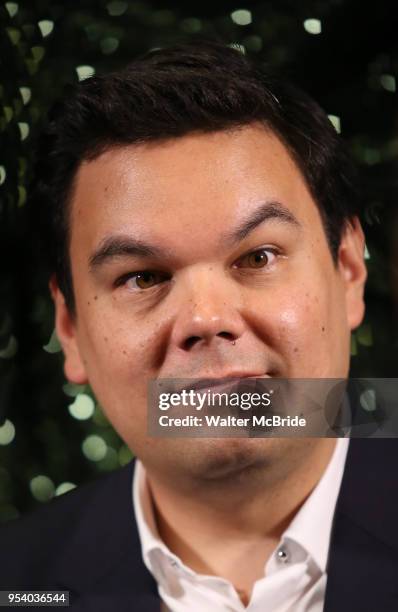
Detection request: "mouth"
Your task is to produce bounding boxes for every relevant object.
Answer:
[171,373,271,395]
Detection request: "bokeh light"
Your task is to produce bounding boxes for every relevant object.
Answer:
[55,482,77,496]
[303,18,322,35]
[328,115,341,133]
[76,65,96,81]
[68,394,95,421]
[0,420,15,445]
[82,435,107,461]
[380,74,396,92]
[231,9,252,26]
[29,476,55,502]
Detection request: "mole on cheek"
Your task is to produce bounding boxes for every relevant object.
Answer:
[321,326,325,332]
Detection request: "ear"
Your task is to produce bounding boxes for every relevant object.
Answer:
[337,217,367,330]
[49,275,88,384]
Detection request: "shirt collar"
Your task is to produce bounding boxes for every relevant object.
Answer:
[132,459,177,572]
[133,438,350,576]
[281,437,350,572]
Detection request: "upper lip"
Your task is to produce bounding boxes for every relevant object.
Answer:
[170,372,268,394]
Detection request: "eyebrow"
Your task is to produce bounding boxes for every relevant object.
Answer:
[88,200,300,272]
[88,236,164,272]
[224,200,300,246]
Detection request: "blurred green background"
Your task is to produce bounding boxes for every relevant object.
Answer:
[0,0,397,523]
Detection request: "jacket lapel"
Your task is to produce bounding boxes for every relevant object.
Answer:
[324,438,398,611]
[51,459,161,611]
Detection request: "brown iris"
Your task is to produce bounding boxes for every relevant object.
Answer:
[134,271,158,289]
[246,250,270,268]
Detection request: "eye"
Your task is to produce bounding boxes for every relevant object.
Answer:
[234,247,278,269]
[116,270,169,291]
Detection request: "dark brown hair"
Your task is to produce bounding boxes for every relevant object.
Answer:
[30,40,359,317]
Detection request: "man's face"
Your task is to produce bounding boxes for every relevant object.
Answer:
[53,124,366,480]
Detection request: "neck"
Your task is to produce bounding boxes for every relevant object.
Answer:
[144,439,337,586]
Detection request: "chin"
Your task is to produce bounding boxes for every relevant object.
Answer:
[184,437,278,482]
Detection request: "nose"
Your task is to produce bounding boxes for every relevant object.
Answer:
[169,268,246,352]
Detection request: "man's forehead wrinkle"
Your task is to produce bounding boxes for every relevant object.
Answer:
[88,235,166,271]
[223,201,301,246]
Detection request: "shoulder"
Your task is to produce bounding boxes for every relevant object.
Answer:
[0,460,135,589]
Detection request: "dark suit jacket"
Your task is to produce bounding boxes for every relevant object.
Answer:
[1,439,398,611]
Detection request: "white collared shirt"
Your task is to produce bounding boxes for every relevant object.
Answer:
[132,438,349,611]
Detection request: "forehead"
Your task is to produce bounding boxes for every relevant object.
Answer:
[69,124,322,256]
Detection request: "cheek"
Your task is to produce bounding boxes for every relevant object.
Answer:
[278,288,322,328]
[78,307,166,385]
[271,286,350,376]
[75,312,159,444]
[267,289,334,356]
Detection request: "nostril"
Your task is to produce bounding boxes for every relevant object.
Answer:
[218,331,235,341]
[183,336,202,350]
[182,331,236,350]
